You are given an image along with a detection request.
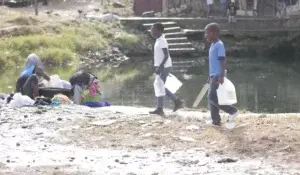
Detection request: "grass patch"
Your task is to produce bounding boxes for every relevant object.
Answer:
[0,12,143,71]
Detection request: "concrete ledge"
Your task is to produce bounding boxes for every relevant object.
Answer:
[120,17,290,32]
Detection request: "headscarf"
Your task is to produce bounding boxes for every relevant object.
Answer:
[25,53,44,69]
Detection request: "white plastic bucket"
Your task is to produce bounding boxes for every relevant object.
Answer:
[165,74,182,94]
[217,77,237,105]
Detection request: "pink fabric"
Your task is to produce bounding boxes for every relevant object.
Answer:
[89,80,100,98]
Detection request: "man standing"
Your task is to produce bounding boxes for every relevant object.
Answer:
[149,22,183,115]
[207,0,214,17]
[227,0,238,31]
[220,0,228,17]
[204,23,238,126]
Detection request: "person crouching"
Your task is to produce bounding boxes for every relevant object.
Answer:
[15,53,50,99]
[69,71,99,105]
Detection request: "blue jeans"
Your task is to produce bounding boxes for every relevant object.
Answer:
[157,67,177,108]
[208,75,237,124]
[220,1,227,16]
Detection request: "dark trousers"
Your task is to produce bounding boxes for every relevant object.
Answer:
[208,75,237,124]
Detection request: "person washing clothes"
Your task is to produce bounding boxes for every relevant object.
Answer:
[149,22,183,115]
[15,53,50,99]
[69,71,100,105]
[204,23,238,126]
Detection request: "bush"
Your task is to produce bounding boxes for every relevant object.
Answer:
[0,16,143,71]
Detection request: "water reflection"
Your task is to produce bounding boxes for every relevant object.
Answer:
[1,59,300,113]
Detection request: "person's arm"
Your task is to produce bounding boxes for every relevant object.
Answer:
[35,67,50,81]
[156,39,169,74]
[217,43,226,84]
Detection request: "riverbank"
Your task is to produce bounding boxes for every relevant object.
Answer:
[0,105,299,174]
[0,7,150,71]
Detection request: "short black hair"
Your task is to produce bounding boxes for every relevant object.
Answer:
[205,23,220,35]
[152,22,164,32]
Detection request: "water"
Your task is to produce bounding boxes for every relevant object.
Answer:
[2,58,300,113]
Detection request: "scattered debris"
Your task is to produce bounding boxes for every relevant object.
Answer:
[217,158,238,163]
[178,136,196,142]
[186,125,200,131]
[113,2,125,8]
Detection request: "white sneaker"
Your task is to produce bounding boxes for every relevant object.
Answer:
[228,111,238,123]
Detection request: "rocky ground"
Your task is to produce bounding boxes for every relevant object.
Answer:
[0,105,300,174]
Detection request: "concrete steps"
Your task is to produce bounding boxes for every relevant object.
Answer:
[171,60,197,73]
[168,42,193,48]
[166,37,189,43]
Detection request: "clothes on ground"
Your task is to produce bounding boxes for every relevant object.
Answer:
[154,34,172,68]
[34,96,52,106]
[84,101,111,108]
[156,67,178,108]
[209,40,226,77]
[227,3,238,16]
[9,93,35,108]
[52,94,72,105]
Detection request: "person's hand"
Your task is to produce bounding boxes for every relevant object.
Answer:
[216,76,224,84]
[155,65,163,75]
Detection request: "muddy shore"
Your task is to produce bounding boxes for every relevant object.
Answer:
[0,105,300,174]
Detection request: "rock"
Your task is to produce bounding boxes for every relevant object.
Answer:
[16,142,20,147]
[179,136,196,142]
[90,119,117,126]
[217,158,238,163]
[57,118,63,121]
[142,11,155,17]
[113,2,125,8]
[21,125,29,129]
[186,125,200,131]
[24,115,28,118]
[6,159,10,163]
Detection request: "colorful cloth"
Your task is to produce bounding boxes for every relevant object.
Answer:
[52,94,72,105]
[82,90,101,103]
[84,101,111,108]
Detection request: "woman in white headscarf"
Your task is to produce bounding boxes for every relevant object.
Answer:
[15,53,50,99]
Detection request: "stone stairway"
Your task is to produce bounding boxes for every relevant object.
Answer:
[142,21,197,57]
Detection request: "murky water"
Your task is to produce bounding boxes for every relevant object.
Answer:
[1,58,300,113]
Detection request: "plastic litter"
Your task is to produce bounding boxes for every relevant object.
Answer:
[153,75,166,97]
[217,77,237,105]
[9,93,35,108]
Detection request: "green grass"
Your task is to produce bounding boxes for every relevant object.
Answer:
[0,15,141,71]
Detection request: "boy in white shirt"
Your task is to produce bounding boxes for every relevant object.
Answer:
[149,23,183,115]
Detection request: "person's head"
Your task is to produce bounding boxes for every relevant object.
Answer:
[26,53,44,69]
[204,23,220,43]
[151,22,164,38]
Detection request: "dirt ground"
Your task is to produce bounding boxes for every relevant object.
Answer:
[0,105,300,174]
